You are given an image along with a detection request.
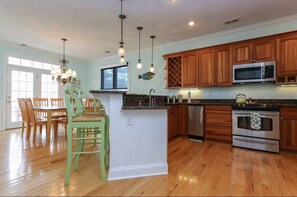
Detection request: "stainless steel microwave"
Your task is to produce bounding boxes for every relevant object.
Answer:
[233,61,276,84]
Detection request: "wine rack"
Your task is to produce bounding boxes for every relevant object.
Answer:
[167,56,182,88]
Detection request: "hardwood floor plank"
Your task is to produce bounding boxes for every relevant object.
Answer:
[1,130,297,196]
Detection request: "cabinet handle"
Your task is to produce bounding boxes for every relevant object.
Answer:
[217,108,220,111]
[280,117,284,120]
[253,59,256,62]
[250,60,253,63]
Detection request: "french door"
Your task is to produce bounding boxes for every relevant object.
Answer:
[6,66,62,129]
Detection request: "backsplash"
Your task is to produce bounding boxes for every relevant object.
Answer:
[123,94,168,107]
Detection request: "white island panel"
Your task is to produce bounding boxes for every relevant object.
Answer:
[92,93,168,181]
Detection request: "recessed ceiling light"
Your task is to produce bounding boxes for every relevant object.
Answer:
[171,0,177,2]
[188,21,196,26]
[104,50,111,54]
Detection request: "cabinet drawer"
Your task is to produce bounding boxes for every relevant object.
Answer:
[280,107,297,116]
[205,105,232,111]
[205,111,232,125]
[205,125,232,142]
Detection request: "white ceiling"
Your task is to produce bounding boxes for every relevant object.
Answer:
[1,0,297,60]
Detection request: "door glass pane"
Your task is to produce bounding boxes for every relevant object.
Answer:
[10,70,34,123]
[116,66,128,89]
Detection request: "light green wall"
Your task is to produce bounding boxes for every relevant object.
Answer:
[85,16,297,99]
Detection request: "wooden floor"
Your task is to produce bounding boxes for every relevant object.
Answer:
[1,128,297,196]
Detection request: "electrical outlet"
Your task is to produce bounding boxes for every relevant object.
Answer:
[126,117,132,126]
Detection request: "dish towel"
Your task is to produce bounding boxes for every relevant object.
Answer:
[250,112,261,130]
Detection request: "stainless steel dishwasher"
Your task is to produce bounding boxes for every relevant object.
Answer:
[188,105,204,141]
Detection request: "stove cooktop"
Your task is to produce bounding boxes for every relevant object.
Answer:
[232,103,280,111]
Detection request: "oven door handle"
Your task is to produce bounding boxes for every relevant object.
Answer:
[233,112,278,117]
[233,137,278,145]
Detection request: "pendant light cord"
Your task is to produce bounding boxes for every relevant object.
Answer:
[120,0,123,44]
[139,29,141,59]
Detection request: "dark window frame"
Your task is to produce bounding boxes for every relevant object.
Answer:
[101,64,128,90]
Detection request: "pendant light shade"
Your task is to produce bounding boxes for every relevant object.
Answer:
[150,35,156,73]
[118,0,126,60]
[120,56,126,64]
[136,26,143,69]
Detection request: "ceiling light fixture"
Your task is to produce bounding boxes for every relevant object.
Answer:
[118,0,126,64]
[188,21,196,26]
[150,35,156,73]
[51,38,77,85]
[137,26,143,69]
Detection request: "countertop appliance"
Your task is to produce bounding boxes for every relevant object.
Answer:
[233,61,276,84]
[232,103,280,153]
[188,105,204,141]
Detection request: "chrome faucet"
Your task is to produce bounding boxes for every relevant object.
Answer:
[149,88,156,106]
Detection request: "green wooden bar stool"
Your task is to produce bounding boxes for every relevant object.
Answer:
[64,86,109,186]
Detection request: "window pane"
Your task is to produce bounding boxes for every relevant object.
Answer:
[116,67,128,89]
[43,63,52,70]
[32,61,42,69]
[103,69,113,89]
[8,57,21,66]
[20,59,32,67]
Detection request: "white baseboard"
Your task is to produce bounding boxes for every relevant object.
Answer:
[108,163,168,181]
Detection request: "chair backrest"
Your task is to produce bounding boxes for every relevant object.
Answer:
[50,98,64,107]
[33,98,48,107]
[85,98,104,112]
[64,86,84,122]
[18,98,28,122]
[24,98,36,124]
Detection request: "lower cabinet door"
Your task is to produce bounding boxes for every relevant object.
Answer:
[205,125,232,142]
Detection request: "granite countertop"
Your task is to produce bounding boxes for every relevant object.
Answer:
[122,105,168,110]
[90,90,127,94]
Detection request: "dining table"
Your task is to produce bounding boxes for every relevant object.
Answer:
[33,106,67,141]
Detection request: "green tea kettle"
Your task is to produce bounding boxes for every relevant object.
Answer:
[235,94,246,104]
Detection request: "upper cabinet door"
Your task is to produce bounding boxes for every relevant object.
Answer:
[182,52,198,87]
[277,34,297,76]
[232,42,252,65]
[214,46,232,86]
[198,49,215,87]
[253,38,276,62]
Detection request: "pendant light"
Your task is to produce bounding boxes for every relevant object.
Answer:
[118,0,126,63]
[136,26,143,69]
[150,35,156,73]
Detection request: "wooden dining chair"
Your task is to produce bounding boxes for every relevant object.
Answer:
[50,98,67,137]
[24,98,54,142]
[18,98,28,137]
[84,98,103,112]
[64,86,109,186]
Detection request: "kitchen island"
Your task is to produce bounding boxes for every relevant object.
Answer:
[90,90,168,181]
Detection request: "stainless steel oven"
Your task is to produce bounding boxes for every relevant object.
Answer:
[232,110,280,153]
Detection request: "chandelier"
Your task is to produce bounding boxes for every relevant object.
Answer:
[51,38,77,85]
[118,0,126,64]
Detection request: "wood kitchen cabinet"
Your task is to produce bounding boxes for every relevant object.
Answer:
[168,105,188,139]
[205,105,232,142]
[232,38,276,65]
[182,52,198,87]
[168,105,179,139]
[215,45,233,86]
[276,33,297,76]
[280,107,297,153]
[198,46,232,87]
[178,105,188,135]
[198,49,215,87]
